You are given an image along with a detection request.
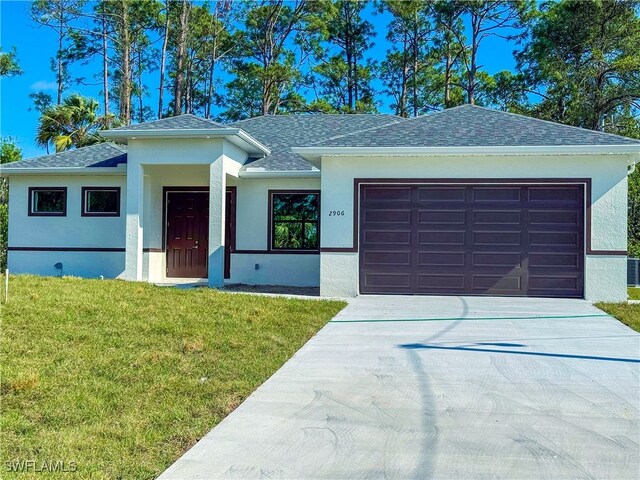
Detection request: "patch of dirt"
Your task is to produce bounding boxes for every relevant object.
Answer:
[223,284,320,297]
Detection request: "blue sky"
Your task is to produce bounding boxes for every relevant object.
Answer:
[1,0,516,159]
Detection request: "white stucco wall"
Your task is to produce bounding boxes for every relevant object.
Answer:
[6,150,631,301]
[319,154,631,302]
[119,142,320,286]
[125,138,247,284]
[9,251,125,278]
[230,254,319,287]
[138,172,321,285]
[226,176,321,286]
[7,174,126,278]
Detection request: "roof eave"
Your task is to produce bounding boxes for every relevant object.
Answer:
[293,144,640,167]
[101,128,271,155]
[239,168,320,178]
[0,166,127,176]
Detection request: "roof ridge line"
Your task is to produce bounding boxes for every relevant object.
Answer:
[470,104,640,144]
[305,106,477,146]
[110,113,224,131]
[410,104,473,120]
[228,112,403,126]
[106,142,127,152]
[305,117,409,146]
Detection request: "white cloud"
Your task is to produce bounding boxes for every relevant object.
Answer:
[30,80,57,91]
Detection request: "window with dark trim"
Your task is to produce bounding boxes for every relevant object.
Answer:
[28,187,67,216]
[82,187,121,216]
[270,191,320,251]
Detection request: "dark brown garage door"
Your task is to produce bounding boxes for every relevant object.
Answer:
[359,184,584,297]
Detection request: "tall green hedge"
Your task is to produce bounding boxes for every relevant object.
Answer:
[629,169,640,258]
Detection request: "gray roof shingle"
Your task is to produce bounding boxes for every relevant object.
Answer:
[6,107,637,173]
[310,105,640,148]
[1,142,127,169]
[110,113,224,131]
[230,114,405,171]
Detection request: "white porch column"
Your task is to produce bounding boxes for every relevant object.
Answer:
[208,156,226,287]
[125,163,144,281]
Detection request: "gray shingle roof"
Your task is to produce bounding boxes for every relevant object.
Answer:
[1,142,127,169]
[7,107,637,173]
[110,113,224,131]
[310,105,640,148]
[230,114,405,171]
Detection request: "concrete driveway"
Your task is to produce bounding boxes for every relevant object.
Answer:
[160,296,640,479]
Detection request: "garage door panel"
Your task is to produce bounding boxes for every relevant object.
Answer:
[472,187,522,202]
[363,230,412,245]
[529,232,579,247]
[417,274,465,289]
[418,210,466,224]
[364,273,411,289]
[529,210,580,225]
[418,187,466,202]
[364,209,412,224]
[472,275,522,291]
[360,184,584,297]
[473,252,522,267]
[362,251,412,266]
[529,275,580,291]
[363,186,412,202]
[418,252,466,267]
[528,187,581,203]
[419,231,466,246]
[529,252,580,268]
[473,210,521,224]
[473,231,522,246]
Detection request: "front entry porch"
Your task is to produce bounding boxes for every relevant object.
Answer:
[123,139,241,286]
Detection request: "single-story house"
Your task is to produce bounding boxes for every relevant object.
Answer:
[2,105,639,301]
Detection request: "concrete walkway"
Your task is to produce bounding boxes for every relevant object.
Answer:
[159,296,640,479]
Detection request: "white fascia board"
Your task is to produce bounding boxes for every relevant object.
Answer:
[234,130,271,155]
[0,166,126,177]
[293,144,640,167]
[101,128,270,155]
[100,127,234,139]
[239,169,321,179]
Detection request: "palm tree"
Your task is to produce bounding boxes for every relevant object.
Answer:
[35,94,119,153]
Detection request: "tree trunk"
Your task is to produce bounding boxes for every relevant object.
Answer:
[185,54,192,114]
[344,3,353,111]
[205,40,217,118]
[412,9,419,117]
[398,35,409,117]
[102,9,109,117]
[444,35,453,108]
[158,0,169,119]
[173,0,190,116]
[57,16,64,104]
[412,36,418,116]
[137,48,144,122]
[120,0,131,124]
[468,12,480,105]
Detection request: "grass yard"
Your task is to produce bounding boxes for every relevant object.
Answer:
[627,287,640,300]
[596,301,640,333]
[0,275,345,479]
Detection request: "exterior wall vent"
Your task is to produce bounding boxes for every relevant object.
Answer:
[627,258,639,286]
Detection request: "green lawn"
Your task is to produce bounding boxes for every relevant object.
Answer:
[627,287,640,300]
[0,275,345,479]
[596,302,640,332]
[597,288,640,332]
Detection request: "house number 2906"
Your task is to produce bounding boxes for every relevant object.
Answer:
[328,210,345,216]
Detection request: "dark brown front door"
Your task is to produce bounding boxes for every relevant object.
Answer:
[360,184,584,297]
[225,187,236,279]
[166,191,209,278]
